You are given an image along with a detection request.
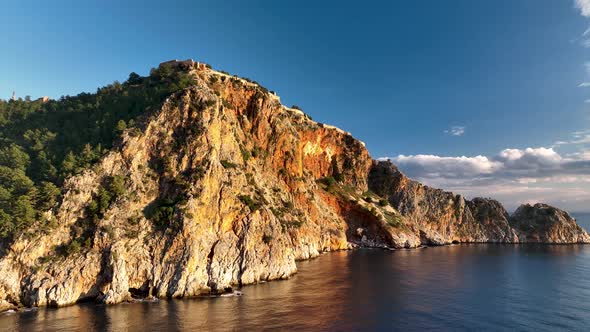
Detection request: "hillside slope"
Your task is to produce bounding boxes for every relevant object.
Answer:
[0,60,587,311]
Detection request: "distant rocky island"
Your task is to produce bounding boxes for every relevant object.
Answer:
[0,60,588,312]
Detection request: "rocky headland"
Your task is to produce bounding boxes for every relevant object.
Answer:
[0,60,587,312]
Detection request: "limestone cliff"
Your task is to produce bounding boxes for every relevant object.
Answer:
[369,161,589,245]
[0,60,587,312]
[510,203,590,243]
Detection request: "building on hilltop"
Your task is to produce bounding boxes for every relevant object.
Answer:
[159,59,210,71]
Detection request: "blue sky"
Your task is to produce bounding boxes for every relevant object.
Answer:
[1,0,590,211]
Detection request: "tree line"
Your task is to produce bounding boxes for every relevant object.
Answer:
[0,63,192,243]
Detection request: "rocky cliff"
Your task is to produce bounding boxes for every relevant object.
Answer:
[510,203,590,243]
[368,161,589,245]
[0,60,587,312]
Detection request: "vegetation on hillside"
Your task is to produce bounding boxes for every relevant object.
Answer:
[0,63,193,243]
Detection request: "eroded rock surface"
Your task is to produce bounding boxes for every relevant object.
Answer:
[0,60,587,311]
[369,160,587,245]
[510,203,590,243]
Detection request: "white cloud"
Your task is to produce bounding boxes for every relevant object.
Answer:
[553,130,590,146]
[573,130,590,137]
[497,148,524,161]
[568,149,590,160]
[574,2,590,100]
[579,82,590,87]
[576,0,590,17]
[392,154,501,178]
[386,147,568,180]
[498,147,562,168]
[444,126,465,136]
[381,146,590,211]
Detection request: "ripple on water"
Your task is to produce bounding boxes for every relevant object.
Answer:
[2,245,590,331]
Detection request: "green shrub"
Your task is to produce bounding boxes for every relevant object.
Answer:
[258,85,269,94]
[251,146,268,158]
[240,148,251,162]
[127,215,140,225]
[280,219,303,230]
[369,207,378,216]
[57,237,89,256]
[0,66,195,244]
[127,72,142,85]
[37,255,52,264]
[115,120,127,134]
[108,175,126,198]
[238,195,261,212]
[85,175,126,222]
[320,176,337,187]
[278,168,288,177]
[379,199,388,207]
[129,128,143,137]
[269,207,282,218]
[222,98,233,110]
[245,173,256,186]
[262,234,272,244]
[66,239,82,254]
[102,225,116,238]
[37,181,61,210]
[145,198,176,229]
[220,160,237,169]
[231,77,241,87]
[385,213,402,227]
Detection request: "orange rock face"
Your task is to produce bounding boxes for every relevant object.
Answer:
[0,61,587,312]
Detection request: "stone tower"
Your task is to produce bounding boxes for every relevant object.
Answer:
[10,91,16,101]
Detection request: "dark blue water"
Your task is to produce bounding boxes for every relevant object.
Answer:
[572,212,590,231]
[2,214,590,331]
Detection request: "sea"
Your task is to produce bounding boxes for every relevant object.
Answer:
[2,213,590,331]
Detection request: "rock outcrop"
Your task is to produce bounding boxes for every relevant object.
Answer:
[369,160,588,245]
[510,203,590,243]
[0,60,587,311]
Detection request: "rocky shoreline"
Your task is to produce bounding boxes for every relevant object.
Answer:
[1,60,588,313]
[3,239,587,314]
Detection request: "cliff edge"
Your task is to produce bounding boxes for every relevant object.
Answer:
[0,60,587,312]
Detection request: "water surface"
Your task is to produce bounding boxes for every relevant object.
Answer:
[2,215,590,331]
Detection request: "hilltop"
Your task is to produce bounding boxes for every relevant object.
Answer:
[0,60,587,311]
